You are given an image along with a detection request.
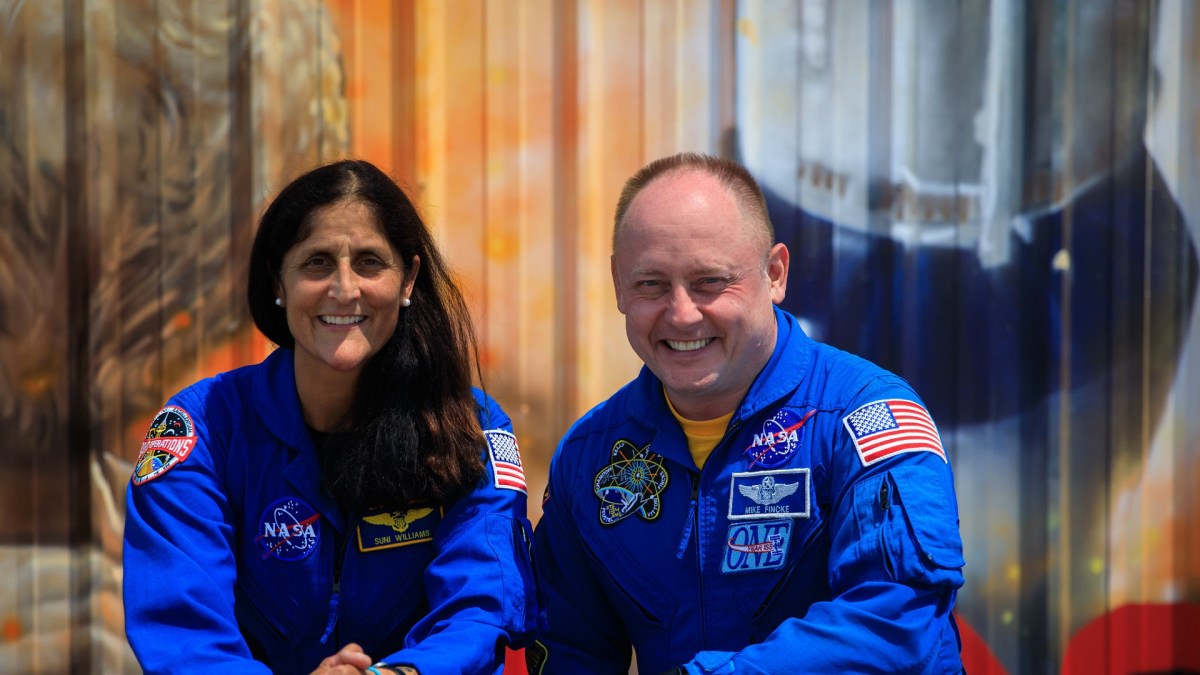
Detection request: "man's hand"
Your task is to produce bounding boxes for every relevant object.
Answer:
[310,642,374,673]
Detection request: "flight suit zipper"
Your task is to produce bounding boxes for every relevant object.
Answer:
[320,520,351,644]
[689,419,743,647]
[675,472,700,560]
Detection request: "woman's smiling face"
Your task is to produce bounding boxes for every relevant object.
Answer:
[276,199,418,382]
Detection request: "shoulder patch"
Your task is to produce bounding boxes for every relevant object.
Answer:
[486,429,527,493]
[842,399,946,466]
[131,405,198,486]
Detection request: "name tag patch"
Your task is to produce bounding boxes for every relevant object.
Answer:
[728,469,810,520]
[721,519,793,573]
[358,506,443,552]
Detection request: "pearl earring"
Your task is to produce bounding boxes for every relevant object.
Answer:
[401,297,411,307]
[275,298,283,307]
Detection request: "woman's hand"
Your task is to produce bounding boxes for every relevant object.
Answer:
[310,642,374,673]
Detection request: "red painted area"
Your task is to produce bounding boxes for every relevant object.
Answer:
[1062,603,1200,674]
[2,615,20,642]
[957,613,1007,675]
[505,647,527,675]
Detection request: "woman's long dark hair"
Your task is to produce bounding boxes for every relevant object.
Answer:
[248,159,485,511]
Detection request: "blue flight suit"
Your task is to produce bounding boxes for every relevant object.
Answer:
[124,347,538,674]
[532,307,964,674]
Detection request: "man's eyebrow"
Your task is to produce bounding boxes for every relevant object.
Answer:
[628,264,731,277]
[628,266,664,276]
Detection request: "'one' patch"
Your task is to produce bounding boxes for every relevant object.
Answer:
[721,519,793,573]
[131,405,197,486]
[728,469,810,521]
[358,506,443,552]
[256,497,321,561]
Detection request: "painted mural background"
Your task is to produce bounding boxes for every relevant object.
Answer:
[1,1,1196,673]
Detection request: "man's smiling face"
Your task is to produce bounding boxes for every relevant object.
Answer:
[612,169,788,420]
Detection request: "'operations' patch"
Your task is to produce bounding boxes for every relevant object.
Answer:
[131,405,197,486]
[358,506,442,552]
[594,439,669,526]
[721,519,793,573]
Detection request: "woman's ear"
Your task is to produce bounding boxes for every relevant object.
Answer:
[403,255,421,299]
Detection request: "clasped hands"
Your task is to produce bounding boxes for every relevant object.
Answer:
[310,643,418,675]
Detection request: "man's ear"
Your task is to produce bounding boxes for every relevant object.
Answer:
[767,243,789,305]
[611,255,627,314]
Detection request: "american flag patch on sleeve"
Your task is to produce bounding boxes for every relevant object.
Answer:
[485,430,527,493]
[842,399,946,466]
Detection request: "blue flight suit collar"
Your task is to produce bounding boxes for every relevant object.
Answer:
[623,306,813,468]
[251,347,347,529]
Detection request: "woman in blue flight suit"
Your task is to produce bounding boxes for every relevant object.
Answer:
[123,160,538,674]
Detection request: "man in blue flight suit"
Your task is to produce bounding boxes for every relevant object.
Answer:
[530,153,965,674]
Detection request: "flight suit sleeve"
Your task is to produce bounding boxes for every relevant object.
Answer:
[527,434,635,675]
[374,400,539,675]
[123,394,271,674]
[681,384,966,674]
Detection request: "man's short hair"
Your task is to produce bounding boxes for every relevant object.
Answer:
[612,152,775,255]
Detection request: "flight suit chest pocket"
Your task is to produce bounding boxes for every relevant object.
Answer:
[241,496,328,636]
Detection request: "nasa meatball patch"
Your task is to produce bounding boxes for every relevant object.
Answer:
[256,497,321,561]
[131,405,198,486]
[743,408,815,469]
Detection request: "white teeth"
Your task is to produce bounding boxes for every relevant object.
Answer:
[666,338,711,352]
[321,315,365,325]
